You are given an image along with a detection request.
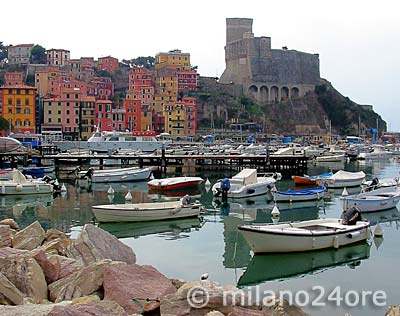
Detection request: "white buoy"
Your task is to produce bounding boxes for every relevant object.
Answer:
[61,183,67,192]
[341,187,348,197]
[374,236,384,250]
[271,203,280,217]
[200,273,209,280]
[374,223,384,237]
[205,178,211,187]
[107,185,115,195]
[125,190,132,201]
[108,194,114,203]
[61,191,67,198]
[150,173,155,180]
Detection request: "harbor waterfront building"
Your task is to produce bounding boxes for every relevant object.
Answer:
[1,85,36,133]
[219,18,320,103]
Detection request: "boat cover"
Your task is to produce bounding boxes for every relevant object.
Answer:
[233,169,257,185]
[276,187,325,196]
[309,172,333,180]
[331,170,365,180]
[12,169,27,183]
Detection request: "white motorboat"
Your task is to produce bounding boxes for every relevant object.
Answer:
[239,218,370,253]
[357,145,393,160]
[78,166,152,183]
[315,154,346,163]
[0,170,53,195]
[361,177,399,192]
[273,187,326,202]
[342,187,400,213]
[148,176,203,191]
[92,198,202,222]
[212,169,276,198]
[316,170,366,188]
[0,137,23,153]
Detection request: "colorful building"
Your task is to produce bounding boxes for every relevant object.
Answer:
[46,49,70,66]
[7,44,34,65]
[155,50,191,71]
[183,97,197,137]
[177,70,198,93]
[97,56,119,74]
[80,96,96,140]
[163,101,186,139]
[1,85,36,133]
[3,72,24,86]
[123,99,141,132]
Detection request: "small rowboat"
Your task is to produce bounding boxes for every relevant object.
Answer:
[273,187,326,202]
[78,166,152,183]
[239,218,370,253]
[342,187,400,213]
[92,199,202,222]
[148,177,203,191]
[293,172,333,186]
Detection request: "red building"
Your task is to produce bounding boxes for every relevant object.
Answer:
[4,72,24,86]
[97,56,119,74]
[177,70,198,93]
[123,99,141,131]
[95,99,113,130]
[152,111,165,134]
[183,97,197,137]
[88,77,114,100]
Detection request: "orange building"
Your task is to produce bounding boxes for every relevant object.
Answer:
[1,85,36,133]
[97,56,119,74]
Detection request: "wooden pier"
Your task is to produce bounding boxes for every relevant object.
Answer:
[32,152,309,178]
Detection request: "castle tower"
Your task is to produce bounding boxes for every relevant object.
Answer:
[226,18,253,43]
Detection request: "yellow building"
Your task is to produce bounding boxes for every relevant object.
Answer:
[163,101,186,139]
[140,104,152,131]
[35,67,61,97]
[155,75,178,99]
[155,50,191,71]
[1,85,36,133]
[80,96,96,140]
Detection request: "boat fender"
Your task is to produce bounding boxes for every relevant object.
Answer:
[312,237,316,249]
[366,227,371,239]
[36,184,40,192]
[333,236,340,248]
[220,178,231,193]
[317,192,320,200]
[16,184,23,192]
[289,195,292,204]
[1,185,5,194]
[121,175,128,180]
[346,231,361,239]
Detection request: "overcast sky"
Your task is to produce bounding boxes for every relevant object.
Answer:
[3,0,399,130]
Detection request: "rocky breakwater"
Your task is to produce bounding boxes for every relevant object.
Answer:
[0,218,312,316]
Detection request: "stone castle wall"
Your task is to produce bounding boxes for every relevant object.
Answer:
[219,18,320,103]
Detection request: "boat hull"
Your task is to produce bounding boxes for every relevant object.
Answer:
[0,182,53,195]
[84,167,152,183]
[212,177,275,198]
[274,190,325,202]
[148,177,203,191]
[92,202,202,222]
[293,176,316,186]
[239,219,370,253]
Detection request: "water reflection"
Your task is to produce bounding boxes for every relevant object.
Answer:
[237,242,371,287]
[99,217,204,239]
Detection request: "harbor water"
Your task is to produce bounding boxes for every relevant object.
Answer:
[1,160,399,315]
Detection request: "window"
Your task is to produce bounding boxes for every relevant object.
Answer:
[48,110,52,114]
[24,120,30,127]
[8,109,12,114]
[66,110,70,115]
[58,110,61,114]
[8,89,12,94]
[25,89,29,94]
[25,99,29,105]
[7,98,12,105]
[24,109,30,114]
[75,110,79,115]
[16,89,20,95]
[58,118,61,123]
[66,118,70,123]
[66,94,70,99]
[16,99,21,106]
[48,118,52,123]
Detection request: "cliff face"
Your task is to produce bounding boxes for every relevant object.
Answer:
[193,77,386,135]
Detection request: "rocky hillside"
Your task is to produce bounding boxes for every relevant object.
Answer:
[193,77,386,135]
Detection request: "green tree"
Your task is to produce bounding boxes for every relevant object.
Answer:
[0,117,11,131]
[30,45,46,64]
[0,41,9,63]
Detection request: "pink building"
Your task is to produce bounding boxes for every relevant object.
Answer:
[177,70,198,93]
[4,72,24,86]
[183,97,197,137]
[88,77,114,100]
[97,56,119,74]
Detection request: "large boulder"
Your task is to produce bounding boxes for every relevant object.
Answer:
[49,300,130,316]
[0,225,12,248]
[103,264,176,314]
[0,301,71,316]
[0,271,24,305]
[0,253,47,303]
[0,247,27,257]
[49,255,82,280]
[48,259,122,303]
[12,221,45,250]
[66,224,136,265]
[45,229,68,242]
[160,280,246,316]
[0,219,19,230]
[31,249,60,284]
[42,238,72,256]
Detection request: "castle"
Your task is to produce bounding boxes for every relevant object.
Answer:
[219,18,321,103]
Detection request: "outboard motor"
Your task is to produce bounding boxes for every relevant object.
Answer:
[341,206,362,225]
[181,194,192,205]
[42,175,61,192]
[84,168,95,180]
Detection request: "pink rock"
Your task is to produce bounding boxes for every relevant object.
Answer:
[0,225,12,248]
[0,219,19,230]
[12,221,45,250]
[103,264,176,314]
[49,300,130,316]
[67,224,136,265]
[32,249,60,283]
[49,255,82,280]
[0,247,27,257]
